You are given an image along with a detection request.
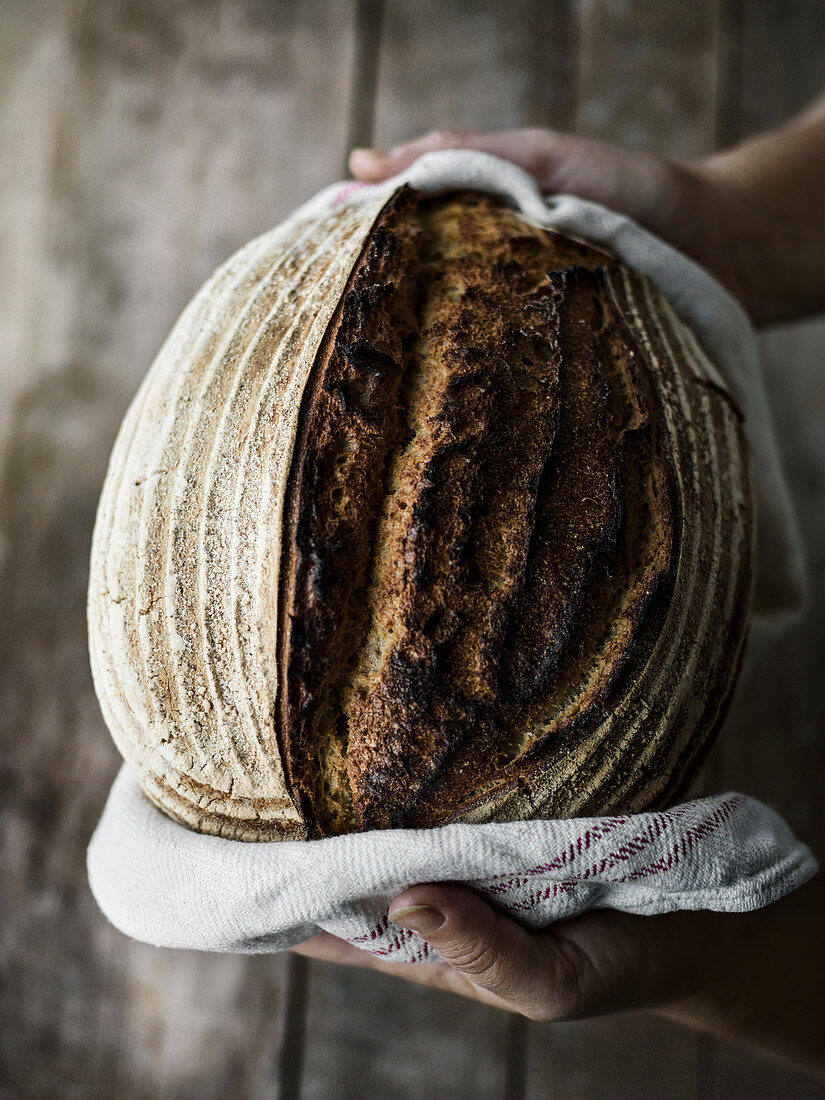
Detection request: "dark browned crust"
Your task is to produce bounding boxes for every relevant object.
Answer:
[277,186,432,833]
[277,188,741,836]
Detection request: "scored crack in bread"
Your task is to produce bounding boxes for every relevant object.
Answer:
[88,183,753,841]
[279,186,752,837]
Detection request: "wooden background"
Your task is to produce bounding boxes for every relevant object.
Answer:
[2,1,824,1096]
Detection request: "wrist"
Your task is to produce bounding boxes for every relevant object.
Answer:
[670,160,768,321]
[689,158,782,323]
[692,111,825,324]
[649,881,825,1074]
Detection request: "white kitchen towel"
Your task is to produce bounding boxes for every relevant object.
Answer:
[89,766,817,960]
[88,151,815,960]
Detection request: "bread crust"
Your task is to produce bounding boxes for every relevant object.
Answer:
[88,183,752,841]
[279,188,752,835]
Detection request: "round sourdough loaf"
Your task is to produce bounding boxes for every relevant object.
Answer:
[88,186,753,841]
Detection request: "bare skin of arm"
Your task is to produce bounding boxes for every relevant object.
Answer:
[349,93,825,325]
[294,102,825,1074]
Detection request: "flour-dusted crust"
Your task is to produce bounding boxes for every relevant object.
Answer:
[88,186,753,840]
[87,190,394,840]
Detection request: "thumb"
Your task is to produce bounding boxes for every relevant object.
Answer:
[388,883,573,1016]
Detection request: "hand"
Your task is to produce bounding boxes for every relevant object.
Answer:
[349,129,748,315]
[293,882,704,1021]
[294,877,825,1073]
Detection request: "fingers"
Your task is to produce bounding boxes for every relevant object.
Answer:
[388,883,582,1019]
[347,126,648,203]
[291,930,373,966]
[290,890,553,1014]
[349,127,576,191]
[349,130,483,180]
[291,931,504,1003]
[348,129,689,255]
[291,929,514,1005]
[348,130,739,304]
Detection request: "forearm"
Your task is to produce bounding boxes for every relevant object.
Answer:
[656,874,825,1073]
[693,93,825,324]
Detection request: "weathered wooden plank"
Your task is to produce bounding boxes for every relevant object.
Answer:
[279,954,311,1099]
[709,2,825,1093]
[4,0,823,1095]
[504,1015,530,1100]
[0,0,355,1094]
[302,961,509,1099]
[737,0,825,137]
[525,2,726,1096]
[372,0,579,148]
[715,1056,825,1100]
[0,0,73,467]
[712,320,825,1099]
[575,0,720,159]
[526,1015,701,1100]
[344,0,386,171]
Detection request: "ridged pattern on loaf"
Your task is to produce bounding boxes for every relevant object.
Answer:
[455,265,753,824]
[88,191,394,839]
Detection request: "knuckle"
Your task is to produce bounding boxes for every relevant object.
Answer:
[448,927,501,979]
[428,128,472,149]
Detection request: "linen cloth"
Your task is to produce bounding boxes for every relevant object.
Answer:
[88,151,816,961]
[90,769,816,959]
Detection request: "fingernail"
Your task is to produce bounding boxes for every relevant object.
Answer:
[388,905,445,936]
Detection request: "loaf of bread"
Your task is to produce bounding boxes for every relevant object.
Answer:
[88,186,753,841]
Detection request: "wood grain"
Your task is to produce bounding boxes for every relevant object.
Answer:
[736,0,825,136]
[373,0,579,148]
[526,1015,702,1100]
[344,0,385,169]
[301,961,509,1099]
[709,5,825,1093]
[523,2,724,1094]
[575,0,720,158]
